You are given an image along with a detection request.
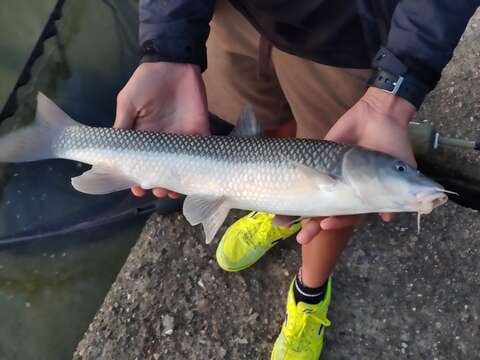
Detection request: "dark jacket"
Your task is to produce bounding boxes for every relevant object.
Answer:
[139,0,479,90]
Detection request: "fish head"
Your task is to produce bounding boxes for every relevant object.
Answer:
[342,148,448,213]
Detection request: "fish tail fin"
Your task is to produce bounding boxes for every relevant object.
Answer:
[0,92,83,163]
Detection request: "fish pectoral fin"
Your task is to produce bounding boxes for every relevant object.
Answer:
[230,104,262,137]
[71,165,135,194]
[183,194,230,244]
[291,161,337,192]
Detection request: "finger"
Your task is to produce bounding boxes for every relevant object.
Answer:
[320,215,363,230]
[131,186,146,197]
[168,191,182,199]
[114,93,137,129]
[380,213,394,222]
[324,129,354,144]
[323,114,358,144]
[152,188,169,198]
[296,220,321,245]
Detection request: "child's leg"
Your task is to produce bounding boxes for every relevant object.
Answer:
[271,227,354,359]
[271,49,371,292]
[300,228,353,287]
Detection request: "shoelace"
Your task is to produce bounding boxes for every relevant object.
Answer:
[261,220,297,247]
[247,216,276,247]
[243,214,296,247]
[284,308,331,349]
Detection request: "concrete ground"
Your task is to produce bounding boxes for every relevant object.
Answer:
[74,11,480,360]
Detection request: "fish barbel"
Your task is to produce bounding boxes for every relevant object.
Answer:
[0,93,448,242]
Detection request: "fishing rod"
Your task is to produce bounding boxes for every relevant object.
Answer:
[409,122,480,212]
[409,122,480,155]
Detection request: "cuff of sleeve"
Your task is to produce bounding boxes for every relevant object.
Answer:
[372,46,440,90]
[140,38,207,72]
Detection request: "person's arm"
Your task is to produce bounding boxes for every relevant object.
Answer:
[139,0,215,71]
[386,1,479,89]
[297,1,479,243]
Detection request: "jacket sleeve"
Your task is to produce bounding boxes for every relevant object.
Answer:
[385,1,479,88]
[139,0,215,72]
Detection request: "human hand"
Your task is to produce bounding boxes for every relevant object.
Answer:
[297,87,417,244]
[114,62,209,198]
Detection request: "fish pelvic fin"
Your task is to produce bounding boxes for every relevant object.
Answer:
[183,194,230,243]
[0,92,83,163]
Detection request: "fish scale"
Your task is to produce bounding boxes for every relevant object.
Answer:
[59,126,351,175]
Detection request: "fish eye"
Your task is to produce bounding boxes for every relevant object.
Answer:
[394,161,407,173]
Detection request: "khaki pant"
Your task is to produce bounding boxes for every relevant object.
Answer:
[203,0,372,139]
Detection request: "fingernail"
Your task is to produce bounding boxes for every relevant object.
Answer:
[296,232,305,244]
[300,218,310,226]
[320,219,330,230]
[152,190,162,197]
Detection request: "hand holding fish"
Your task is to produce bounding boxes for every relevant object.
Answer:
[114,62,210,199]
[297,87,417,244]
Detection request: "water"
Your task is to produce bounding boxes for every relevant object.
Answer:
[0,1,155,359]
[0,0,58,109]
[0,220,144,360]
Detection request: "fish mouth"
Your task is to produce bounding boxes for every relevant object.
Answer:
[415,191,449,214]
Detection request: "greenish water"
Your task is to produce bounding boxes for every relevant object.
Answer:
[0,220,144,360]
[0,1,149,359]
[0,0,57,108]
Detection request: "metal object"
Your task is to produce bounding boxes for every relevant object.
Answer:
[408,122,479,156]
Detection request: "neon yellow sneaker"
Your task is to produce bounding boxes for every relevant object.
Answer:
[271,278,332,360]
[216,212,301,272]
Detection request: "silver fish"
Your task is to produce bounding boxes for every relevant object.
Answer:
[0,93,448,242]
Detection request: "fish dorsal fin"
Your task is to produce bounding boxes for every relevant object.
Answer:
[230,104,262,137]
[183,194,230,243]
[71,165,135,194]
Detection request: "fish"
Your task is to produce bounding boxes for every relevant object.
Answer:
[0,93,449,242]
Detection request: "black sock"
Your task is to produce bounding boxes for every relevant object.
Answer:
[293,272,327,305]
